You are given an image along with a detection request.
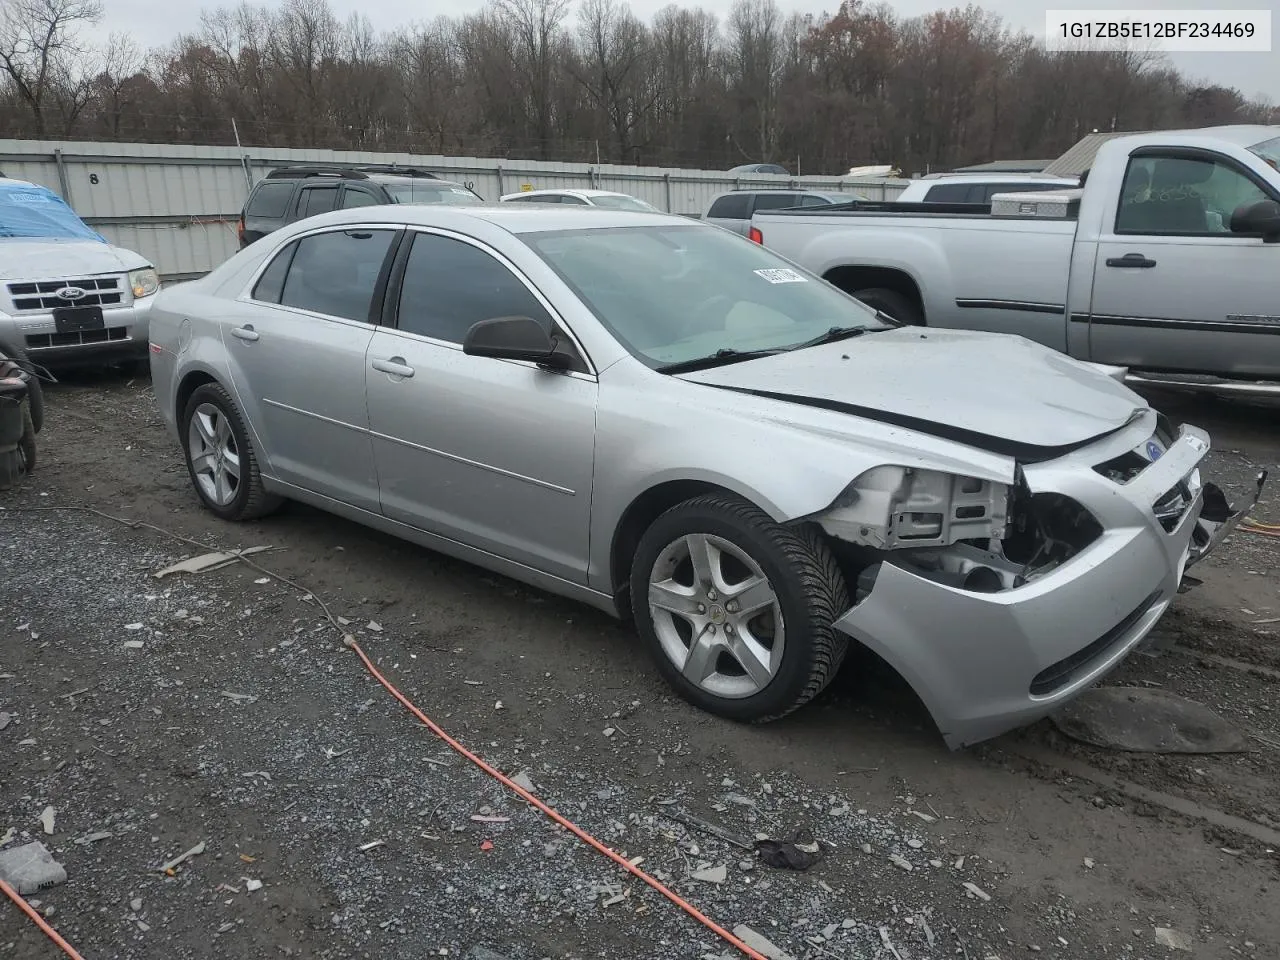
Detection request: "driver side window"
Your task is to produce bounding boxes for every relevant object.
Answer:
[396,232,555,345]
[1116,153,1269,235]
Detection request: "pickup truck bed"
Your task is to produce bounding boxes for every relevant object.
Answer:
[750,126,1280,396]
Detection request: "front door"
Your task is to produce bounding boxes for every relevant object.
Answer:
[1087,149,1280,379]
[365,229,597,583]
[226,226,399,511]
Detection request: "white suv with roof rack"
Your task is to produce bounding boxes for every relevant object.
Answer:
[1,175,159,369]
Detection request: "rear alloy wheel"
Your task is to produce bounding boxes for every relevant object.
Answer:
[182,383,281,521]
[631,493,849,722]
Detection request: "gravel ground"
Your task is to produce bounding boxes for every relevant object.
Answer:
[2,373,1279,960]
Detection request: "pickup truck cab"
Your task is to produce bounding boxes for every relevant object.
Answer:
[1,177,159,368]
[749,125,1280,396]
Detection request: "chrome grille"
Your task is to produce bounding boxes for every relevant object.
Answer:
[25,327,129,350]
[7,277,123,312]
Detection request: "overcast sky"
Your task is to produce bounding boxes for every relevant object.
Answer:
[103,0,1280,101]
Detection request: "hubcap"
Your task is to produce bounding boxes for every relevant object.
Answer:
[187,402,241,506]
[648,533,784,699]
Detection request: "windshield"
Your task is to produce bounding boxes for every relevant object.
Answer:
[588,194,660,212]
[382,182,483,205]
[523,224,887,368]
[1248,136,1280,171]
[0,181,105,241]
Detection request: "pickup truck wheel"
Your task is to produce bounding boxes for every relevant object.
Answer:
[853,288,923,326]
[0,341,43,433]
[631,493,850,722]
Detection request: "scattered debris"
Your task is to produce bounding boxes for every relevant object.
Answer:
[0,828,14,847]
[154,546,272,579]
[470,815,510,824]
[963,881,992,902]
[122,639,145,650]
[889,853,913,872]
[909,809,938,824]
[158,840,206,874]
[732,924,797,960]
[38,806,54,835]
[480,839,494,852]
[220,691,257,703]
[689,864,728,884]
[755,831,823,871]
[130,898,143,912]
[358,840,385,852]
[509,770,535,793]
[0,712,12,731]
[0,841,67,895]
[124,622,144,631]
[494,700,504,711]
[877,925,903,960]
[244,878,264,892]
[322,747,352,760]
[669,810,753,851]
[254,577,270,585]
[366,620,383,633]
[603,727,616,738]
[1083,857,1095,869]
[921,916,936,948]
[1154,927,1191,951]
[1052,688,1250,753]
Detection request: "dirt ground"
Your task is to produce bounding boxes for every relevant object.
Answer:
[2,373,1278,960]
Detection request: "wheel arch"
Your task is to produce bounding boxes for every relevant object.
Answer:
[608,477,791,618]
[823,265,925,321]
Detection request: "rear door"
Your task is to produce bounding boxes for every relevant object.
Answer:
[290,182,340,226]
[1087,148,1280,379]
[228,226,399,511]
[364,229,597,582]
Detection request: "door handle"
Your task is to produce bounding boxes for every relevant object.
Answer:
[231,325,260,341]
[372,356,415,379]
[1105,253,1157,269]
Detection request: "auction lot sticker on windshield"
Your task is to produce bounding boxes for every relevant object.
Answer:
[754,268,808,284]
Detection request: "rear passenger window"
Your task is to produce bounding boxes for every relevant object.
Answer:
[246,182,294,219]
[707,194,751,220]
[279,229,397,322]
[923,183,972,202]
[396,233,553,344]
[799,194,833,207]
[252,241,296,303]
[751,193,803,211]
[340,188,380,209]
[296,185,338,219]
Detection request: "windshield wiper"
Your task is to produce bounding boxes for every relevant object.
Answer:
[657,347,783,374]
[789,323,893,351]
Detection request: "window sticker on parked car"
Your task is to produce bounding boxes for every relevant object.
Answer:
[753,268,808,284]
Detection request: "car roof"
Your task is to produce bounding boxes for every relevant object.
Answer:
[367,173,466,186]
[263,203,695,239]
[919,172,1078,182]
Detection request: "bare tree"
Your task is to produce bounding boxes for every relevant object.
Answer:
[0,0,102,135]
[572,0,657,160]
[492,0,571,157]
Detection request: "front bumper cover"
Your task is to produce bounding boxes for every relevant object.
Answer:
[831,425,1266,750]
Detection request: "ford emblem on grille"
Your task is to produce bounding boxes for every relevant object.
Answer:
[55,286,87,301]
[1146,440,1164,461]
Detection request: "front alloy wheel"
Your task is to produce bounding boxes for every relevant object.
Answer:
[631,493,850,722]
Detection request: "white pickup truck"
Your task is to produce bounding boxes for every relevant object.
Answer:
[749,125,1280,397]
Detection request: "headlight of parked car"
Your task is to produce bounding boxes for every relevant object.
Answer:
[815,465,1011,550]
[129,267,160,299]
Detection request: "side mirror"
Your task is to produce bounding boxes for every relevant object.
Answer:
[1230,199,1280,241]
[462,316,573,369]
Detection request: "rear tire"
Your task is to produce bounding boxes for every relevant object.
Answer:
[630,493,850,722]
[0,342,43,433]
[852,287,924,326]
[181,382,282,521]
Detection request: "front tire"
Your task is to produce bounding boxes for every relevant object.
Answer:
[182,383,281,521]
[0,342,43,433]
[630,493,850,722]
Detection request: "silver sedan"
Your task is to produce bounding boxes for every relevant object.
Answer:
[148,204,1259,748]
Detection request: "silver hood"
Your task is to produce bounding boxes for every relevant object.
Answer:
[0,239,149,281]
[677,327,1147,457]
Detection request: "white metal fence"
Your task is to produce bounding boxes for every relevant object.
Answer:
[0,139,909,281]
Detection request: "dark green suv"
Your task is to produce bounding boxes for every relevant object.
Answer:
[238,165,485,248]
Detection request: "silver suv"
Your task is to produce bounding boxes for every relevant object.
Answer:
[703,190,861,235]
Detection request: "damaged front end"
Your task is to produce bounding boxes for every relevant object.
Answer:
[809,420,1267,750]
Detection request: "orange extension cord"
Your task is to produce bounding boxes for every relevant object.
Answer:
[0,878,87,960]
[342,635,771,960]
